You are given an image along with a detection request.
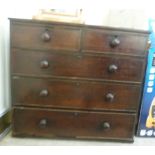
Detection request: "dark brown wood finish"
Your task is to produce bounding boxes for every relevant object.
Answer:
[12,107,136,141]
[12,49,145,82]
[12,77,141,112]
[82,29,148,56]
[10,18,149,142]
[11,22,81,51]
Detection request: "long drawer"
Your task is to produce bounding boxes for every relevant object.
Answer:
[12,107,136,141]
[82,28,148,56]
[12,77,141,112]
[12,50,145,82]
[11,22,81,51]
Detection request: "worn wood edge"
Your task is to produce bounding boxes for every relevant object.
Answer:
[11,46,147,58]
[9,18,150,35]
[11,131,134,143]
[13,104,137,113]
[11,74,142,85]
[13,106,137,116]
[0,110,12,135]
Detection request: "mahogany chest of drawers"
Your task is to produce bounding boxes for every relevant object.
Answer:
[10,18,149,142]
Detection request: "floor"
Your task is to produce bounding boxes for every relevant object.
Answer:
[1,129,155,146]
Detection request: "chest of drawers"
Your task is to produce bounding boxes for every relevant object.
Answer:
[10,18,149,142]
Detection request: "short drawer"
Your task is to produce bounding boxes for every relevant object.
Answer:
[12,78,141,112]
[82,29,148,56]
[11,22,81,51]
[12,107,136,141]
[12,50,145,82]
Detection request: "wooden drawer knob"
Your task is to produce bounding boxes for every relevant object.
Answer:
[39,89,49,97]
[110,36,120,48]
[105,93,114,102]
[39,119,47,128]
[40,60,49,69]
[108,64,118,73]
[41,30,51,42]
[100,122,111,130]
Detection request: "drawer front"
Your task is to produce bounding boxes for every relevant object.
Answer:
[12,78,141,112]
[11,23,81,51]
[12,107,136,141]
[12,50,145,82]
[82,29,148,56]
